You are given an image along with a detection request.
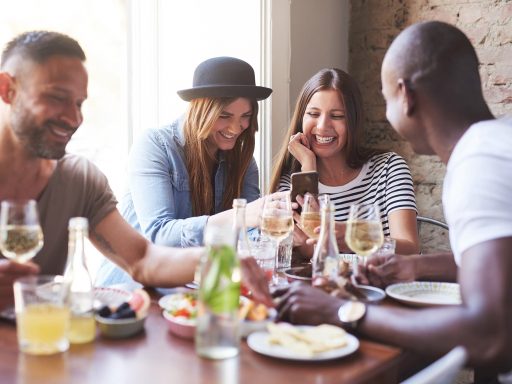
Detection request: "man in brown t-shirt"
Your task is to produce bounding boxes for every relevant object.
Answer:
[0,31,271,311]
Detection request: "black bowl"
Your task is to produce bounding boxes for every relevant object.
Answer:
[284,265,312,284]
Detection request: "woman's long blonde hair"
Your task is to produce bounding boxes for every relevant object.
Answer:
[184,97,259,215]
[269,68,377,193]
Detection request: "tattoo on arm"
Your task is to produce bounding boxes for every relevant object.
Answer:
[91,230,116,255]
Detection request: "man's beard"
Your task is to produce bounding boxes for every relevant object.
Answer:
[10,103,69,160]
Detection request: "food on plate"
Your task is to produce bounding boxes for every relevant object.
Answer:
[160,291,270,326]
[163,292,198,322]
[267,323,347,357]
[97,289,150,320]
[239,297,269,321]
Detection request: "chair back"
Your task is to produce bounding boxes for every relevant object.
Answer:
[417,216,450,254]
[401,346,467,384]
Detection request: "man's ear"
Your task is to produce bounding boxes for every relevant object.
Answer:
[0,72,15,104]
[397,78,415,117]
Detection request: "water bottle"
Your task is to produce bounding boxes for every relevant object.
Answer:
[63,217,96,344]
[311,196,340,293]
[195,222,241,359]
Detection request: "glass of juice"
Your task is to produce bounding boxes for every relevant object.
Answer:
[13,275,70,355]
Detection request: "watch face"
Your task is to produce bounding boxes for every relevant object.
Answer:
[338,301,366,323]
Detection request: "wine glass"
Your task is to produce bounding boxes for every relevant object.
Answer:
[260,193,294,280]
[299,193,321,240]
[0,199,44,263]
[344,203,384,274]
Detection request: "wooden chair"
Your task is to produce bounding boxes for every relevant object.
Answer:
[401,346,468,384]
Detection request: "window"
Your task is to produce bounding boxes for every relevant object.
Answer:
[128,0,267,187]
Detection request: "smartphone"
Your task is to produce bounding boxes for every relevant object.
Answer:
[290,171,319,205]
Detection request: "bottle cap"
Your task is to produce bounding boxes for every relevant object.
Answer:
[68,217,89,230]
[232,198,247,208]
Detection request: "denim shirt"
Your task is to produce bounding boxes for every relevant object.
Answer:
[95,117,260,287]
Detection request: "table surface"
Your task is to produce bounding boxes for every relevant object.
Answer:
[0,290,417,384]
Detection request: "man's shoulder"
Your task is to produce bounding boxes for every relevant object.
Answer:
[58,153,101,172]
[451,118,512,165]
[56,153,106,183]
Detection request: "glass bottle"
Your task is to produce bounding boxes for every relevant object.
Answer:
[63,217,96,344]
[311,196,340,293]
[232,198,251,259]
[196,222,241,360]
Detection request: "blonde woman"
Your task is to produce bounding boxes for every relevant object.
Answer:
[97,57,272,286]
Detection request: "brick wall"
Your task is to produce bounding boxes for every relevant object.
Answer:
[349,0,512,252]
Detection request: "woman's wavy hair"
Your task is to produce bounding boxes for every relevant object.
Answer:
[184,97,258,215]
[269,68,377,192]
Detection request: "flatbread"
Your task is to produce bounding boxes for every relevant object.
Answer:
[267,323,347,356]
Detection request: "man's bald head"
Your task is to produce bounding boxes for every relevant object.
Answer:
[383,21,485,113]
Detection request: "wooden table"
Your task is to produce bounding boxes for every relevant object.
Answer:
[0,292,416,384]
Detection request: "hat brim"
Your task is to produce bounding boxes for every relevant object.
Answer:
[177,85,272,102]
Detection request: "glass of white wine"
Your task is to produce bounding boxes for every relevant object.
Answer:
[300,193,322,240]
[260,193,294,278]
[344,203,384,274]
[0,199,44,263]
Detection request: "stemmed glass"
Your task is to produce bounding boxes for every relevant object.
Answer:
[299,193,321,240]
[344,203,384,274]
[260,193,294,280]
[0,199,44,263]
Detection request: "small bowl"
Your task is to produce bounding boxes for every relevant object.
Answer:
[284,265,312,284]
[355,285,386,303]
[162,311,196,339]
[95,314,146,339]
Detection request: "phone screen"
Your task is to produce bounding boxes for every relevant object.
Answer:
[290,171,319,204]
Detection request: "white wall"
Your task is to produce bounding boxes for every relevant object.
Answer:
[269,0,349,175]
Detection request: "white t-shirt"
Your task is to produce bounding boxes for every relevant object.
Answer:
[443,117,512,266]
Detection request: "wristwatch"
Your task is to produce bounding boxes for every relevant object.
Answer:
[337,301,366,331]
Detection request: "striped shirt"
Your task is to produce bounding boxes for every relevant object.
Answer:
[278,152,417,236]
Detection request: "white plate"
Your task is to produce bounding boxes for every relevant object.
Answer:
[94,286,132,307]
[247,326,359,361]
[386,282,461,307]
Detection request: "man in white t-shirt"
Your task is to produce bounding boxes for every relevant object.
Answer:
[273,21,512,380]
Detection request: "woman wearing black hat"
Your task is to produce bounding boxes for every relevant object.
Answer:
[96,57,272,286]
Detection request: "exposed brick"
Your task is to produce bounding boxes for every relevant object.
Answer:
[458,6,483,24]
[349,0,512,251]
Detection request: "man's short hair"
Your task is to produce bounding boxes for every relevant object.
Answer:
[1,30,86,69]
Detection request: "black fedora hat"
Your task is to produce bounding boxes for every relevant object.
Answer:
[177,56,272,101]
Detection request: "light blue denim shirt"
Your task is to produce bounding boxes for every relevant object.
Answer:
[95,117,260,287]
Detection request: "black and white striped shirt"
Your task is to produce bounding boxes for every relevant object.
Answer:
[278,152,417,236]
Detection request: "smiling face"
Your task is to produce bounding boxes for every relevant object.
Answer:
[302,89,347,161]
[207,97,253,153]
[8,55,88,159]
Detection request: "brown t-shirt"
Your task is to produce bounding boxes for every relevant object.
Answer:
[33,154,117,275]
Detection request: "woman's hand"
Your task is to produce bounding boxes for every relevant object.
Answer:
[288,133,316,171]
[333,221,351,252]
[305,221,351,253]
